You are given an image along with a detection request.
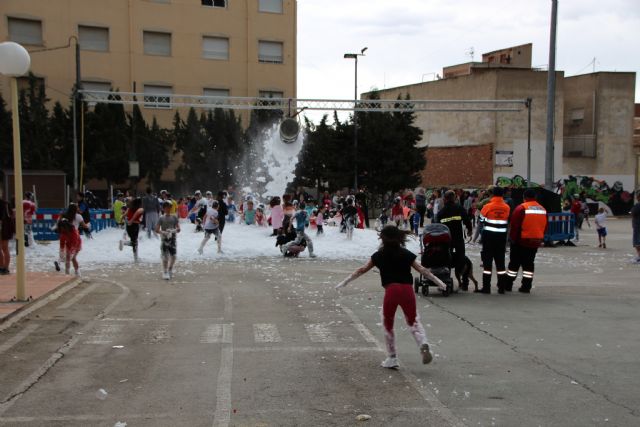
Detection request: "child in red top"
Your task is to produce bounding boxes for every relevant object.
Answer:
[119,197,144,261]
[336,225,446,369]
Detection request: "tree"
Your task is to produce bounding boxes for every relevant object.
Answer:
[175,107,210,190]
[18,74,52,170]
[84,94,130,186]
[356,92,425,193]
[48,101,74,179]
[0,95,12,170]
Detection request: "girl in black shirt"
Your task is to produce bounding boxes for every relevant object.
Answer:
[337,225,446,369]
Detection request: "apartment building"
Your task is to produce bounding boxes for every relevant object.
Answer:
[366,44,637,190]
[0,0,297,126]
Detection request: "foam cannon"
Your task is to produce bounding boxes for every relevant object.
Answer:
[279,117,300,144]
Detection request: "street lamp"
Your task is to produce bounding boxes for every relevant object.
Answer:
[344,47,367,191]
[0,41,31,301]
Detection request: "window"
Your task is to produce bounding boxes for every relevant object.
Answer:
[259,90,283,98]
[8,17,43,45]
[258,41,283,64]
[78,25,109,52]
[204,88,230,98]
[143,85,172,109]
[202,36,229,60]
[202,0,227,7]
[570,108,585,122]
[143,31,171,56]
[259,0,283,13]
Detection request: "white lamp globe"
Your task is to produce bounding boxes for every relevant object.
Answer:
[0,42,31,76]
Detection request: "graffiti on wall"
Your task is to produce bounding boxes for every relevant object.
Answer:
[555,175,633,215]
[495,175,540,189]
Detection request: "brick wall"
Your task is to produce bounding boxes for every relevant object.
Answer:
[421,144,494,188]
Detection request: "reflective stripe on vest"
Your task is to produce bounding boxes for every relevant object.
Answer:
[484,225,508,233]
[521,201,547,240]
[440,215,462,223]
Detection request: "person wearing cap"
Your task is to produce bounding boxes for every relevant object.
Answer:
[435,190,472,290]
[506,189,547,293]
[478,187,511,294]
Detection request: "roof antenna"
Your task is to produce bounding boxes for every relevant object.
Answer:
[467,47,475,61]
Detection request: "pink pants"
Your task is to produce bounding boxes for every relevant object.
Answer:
[382,283,428,357]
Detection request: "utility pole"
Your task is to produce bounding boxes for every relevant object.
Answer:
[73,38,81,193]
[545,0,558,190]
[344,47,367,191]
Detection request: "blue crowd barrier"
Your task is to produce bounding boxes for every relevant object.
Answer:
[31,208,116,241]
[544,212,575,244]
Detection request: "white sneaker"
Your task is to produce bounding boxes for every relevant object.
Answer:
[381,357,399,369]
[118,240,124,251]
[162,272,169,280]
[309,253,317,258]
[421,343,433,364]
[168,270,173,279]
[197,247,203,255]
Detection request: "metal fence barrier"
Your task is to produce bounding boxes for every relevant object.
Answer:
[31,209,115,241]
[544,212,575,244]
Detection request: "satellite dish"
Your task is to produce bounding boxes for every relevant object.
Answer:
[279,117,300,144]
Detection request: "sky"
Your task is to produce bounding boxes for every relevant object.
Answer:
[296,0,640,121]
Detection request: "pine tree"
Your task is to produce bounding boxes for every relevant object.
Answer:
[0,95,12,170]
[49,101,74,179]
[18,74,52,170]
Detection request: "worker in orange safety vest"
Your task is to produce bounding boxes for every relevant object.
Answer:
[478,187,511,294]
[506,189,548,293]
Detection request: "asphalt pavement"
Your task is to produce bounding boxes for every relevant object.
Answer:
[0,218,638,427]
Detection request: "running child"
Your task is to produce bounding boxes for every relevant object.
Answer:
[243,200,256,225]
[336,225,446,369]
[342,198,359,240]
[595,207,607,248]
[56,203,87,276]
[316,205,326,236]
[156,201,180,279]
[198,200,222,254]
[119,197,144,262]
[391,197,404,228]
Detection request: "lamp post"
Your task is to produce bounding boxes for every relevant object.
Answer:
[344,47,367,191]
[0,42,31,301]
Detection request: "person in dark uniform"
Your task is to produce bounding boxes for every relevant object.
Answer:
[216,191,229,233]
[435,190,472,290]
[478,187,511,294]
[506,189,547,293]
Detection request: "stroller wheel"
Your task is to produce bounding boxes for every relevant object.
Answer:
[421,284,429,296]
[414,277,421,294]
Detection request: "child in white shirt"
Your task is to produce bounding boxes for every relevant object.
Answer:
[595,207,607,248]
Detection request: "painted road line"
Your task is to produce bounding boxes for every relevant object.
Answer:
[84,323,125,345]
[200,324,233,344]
[351,322,379,344]
[212,288,234,427]
[304,323,337,343]
[212,346,233,427]
[143,324,170,344]
[253,324,282,343]
[339,303,465,427]
[56,283,100,310]
[0,324,39,355]
[101,317,224,322]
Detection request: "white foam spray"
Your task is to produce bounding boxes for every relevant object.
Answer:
[258,124,304,199]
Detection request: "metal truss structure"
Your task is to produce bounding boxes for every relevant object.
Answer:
[79,90,528,113]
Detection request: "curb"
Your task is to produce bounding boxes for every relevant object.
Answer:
[0,277,83,333]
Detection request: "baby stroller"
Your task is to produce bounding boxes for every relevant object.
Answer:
[414,223,455,296]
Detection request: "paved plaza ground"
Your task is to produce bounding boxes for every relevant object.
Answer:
[0,218,638,426]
